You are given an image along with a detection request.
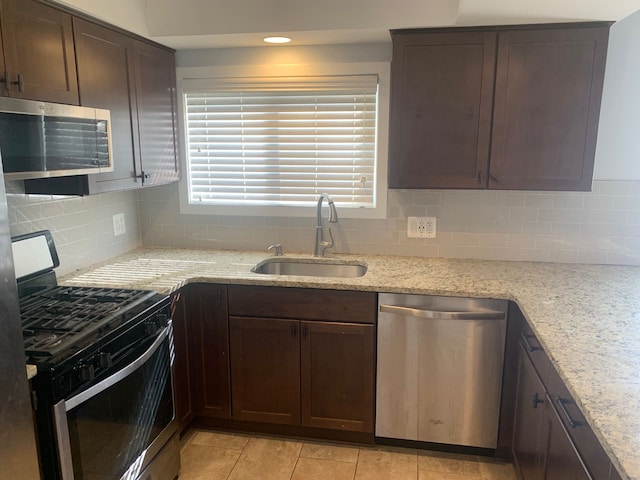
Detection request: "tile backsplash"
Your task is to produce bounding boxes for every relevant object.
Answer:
[138,180,640,266]
[6,178,639,271]
[6,180,141,276]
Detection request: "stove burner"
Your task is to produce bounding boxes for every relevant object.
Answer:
[19,286,158,359]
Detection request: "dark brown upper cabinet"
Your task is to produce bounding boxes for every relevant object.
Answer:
[72,18,139,193]
[0,0,78,104]
[389,23,610,191]
[388,31,496,189]
[24,16,179,194]
[490,27,608,191]
[130,40,179,188]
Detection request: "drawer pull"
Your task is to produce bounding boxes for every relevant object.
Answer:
[532,392,544,409]
[556,396,582,428]
[521,332,540,352]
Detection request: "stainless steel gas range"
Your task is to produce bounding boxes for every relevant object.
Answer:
[13,230,180,480]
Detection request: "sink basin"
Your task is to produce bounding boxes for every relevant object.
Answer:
[252,259,367,278]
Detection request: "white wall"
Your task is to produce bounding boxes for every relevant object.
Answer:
[51,0,149,37]
[593,9,640,180]
[144,0,458,37]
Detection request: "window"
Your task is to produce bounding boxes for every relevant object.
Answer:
[181,73,386,218]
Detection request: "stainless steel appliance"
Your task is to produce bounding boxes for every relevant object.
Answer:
[376,293,508,450]
[13,231,179,480]
[0,157,41,479]
[0,97,113,180]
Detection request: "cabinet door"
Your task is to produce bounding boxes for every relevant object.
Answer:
[388,31,496,189]
[229,316,300,425]
[300,321,374,433]
[131,41,179,187]
[542,395,591,480]
[170,290,193,431]
[0,0,78,104]
[512,344,547,480]
[74,19,139,193]
[490,26,608,191]
[191,285,230,419]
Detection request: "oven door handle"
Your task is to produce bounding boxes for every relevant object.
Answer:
[52,324,170,480]
[64,323,170,411]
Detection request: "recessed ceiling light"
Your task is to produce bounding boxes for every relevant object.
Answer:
[263,36,292,44]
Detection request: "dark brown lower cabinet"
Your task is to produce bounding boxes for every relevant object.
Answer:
[509,303,613,480]
[190,284,231,419]
[542,398,591,480]
[512,343,547,480]
[301,321,374,432]
[225,285,376,437]
[229,316,301,425]
[170,290,193,432]
[228,316,375,433]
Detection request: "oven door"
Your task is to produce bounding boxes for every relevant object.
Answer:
[52,323,177,480]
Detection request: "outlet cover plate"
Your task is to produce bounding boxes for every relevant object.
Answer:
[112,213,126,237]
[407,216,436,238]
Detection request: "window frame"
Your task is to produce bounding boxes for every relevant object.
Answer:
[177,61,390,219]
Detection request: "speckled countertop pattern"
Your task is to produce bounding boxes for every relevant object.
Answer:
[61,248,640,480]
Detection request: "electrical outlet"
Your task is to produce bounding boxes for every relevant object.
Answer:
[112,213,126,237]
[407,216,436,238]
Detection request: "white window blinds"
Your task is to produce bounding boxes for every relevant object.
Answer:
[183,75,378,208]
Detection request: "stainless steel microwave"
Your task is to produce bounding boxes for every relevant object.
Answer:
[0,97,113,180]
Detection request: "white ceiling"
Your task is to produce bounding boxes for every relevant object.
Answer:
[54,0,640,49]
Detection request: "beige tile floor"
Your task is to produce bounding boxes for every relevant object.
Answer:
[179,429,518,480]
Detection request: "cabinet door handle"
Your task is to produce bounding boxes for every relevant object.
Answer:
[489,173,501,184]
[135,171,152,184]
[2,71,11,91]
[521,332,540,352]
[532,392,544,409]
[216,289,222,305]
[302,325,308,339]
[2,72,24,92]
[556,396,581,428]
[291,324,297,338]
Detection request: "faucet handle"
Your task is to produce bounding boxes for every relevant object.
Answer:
[268,243,283,256]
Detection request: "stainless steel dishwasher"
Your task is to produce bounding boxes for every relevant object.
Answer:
[376,293,508,449]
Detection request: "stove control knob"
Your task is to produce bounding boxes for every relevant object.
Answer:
[79,364,95,382]
[145,320,159,336]
[97,352,112,369]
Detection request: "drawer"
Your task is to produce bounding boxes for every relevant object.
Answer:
[227,286,377,324]
[547,364,611,480]
[519,321,551,384]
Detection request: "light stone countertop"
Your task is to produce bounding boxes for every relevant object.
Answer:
[26,364,36,380]
[60,248,640,480]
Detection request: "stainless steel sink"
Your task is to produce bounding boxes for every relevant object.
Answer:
[252,259,367,278]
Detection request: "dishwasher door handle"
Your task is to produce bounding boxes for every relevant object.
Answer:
[379,304,505,320]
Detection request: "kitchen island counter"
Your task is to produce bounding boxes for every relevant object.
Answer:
[60,248,640,480]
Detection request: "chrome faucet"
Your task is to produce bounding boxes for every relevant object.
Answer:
[313,193,339,257]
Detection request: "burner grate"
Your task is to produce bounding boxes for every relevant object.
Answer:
[20,286,157,358]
